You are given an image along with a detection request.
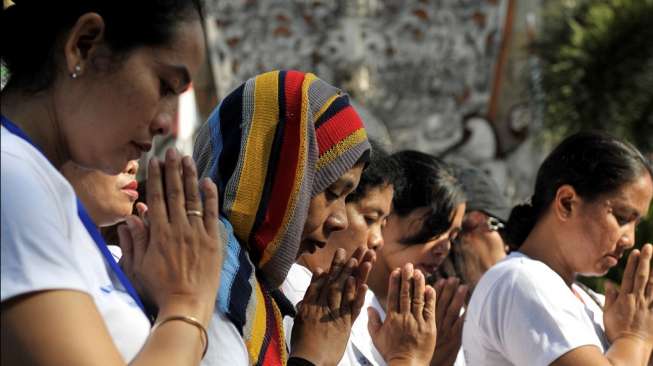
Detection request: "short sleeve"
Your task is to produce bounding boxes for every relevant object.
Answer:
[483,266,603,366]
[1,150,88,301]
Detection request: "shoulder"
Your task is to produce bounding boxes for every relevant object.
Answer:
[2,127,74,216]
[1,128,89,302]
[470,253,585,321]
[464,254,605,366]
[1,130,76,245]
[473,252,569,303]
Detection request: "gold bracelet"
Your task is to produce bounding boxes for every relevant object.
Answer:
[151,315,209,359]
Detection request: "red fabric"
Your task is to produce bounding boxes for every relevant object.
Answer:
[261,327,283,366]
[253,70,305,252]
[316,105,364,155]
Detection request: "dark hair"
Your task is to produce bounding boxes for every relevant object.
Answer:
[505,131,653,249]
[347,139,404,203]
[391,150,466,244]
[1,0,203,92]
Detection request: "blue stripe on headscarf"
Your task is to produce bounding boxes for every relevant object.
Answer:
[206,106,224,194]
[216,217,240,313]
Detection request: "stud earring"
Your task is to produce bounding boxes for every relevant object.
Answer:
[71,64,81,79]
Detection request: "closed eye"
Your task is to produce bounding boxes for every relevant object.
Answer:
[364,216,378,226]
[325,189,339,201]
[615,215,630,226]
[160,79,175,97]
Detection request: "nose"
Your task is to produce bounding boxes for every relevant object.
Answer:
[619,225,636,249]
[324,200,348,235]
[367,226,384,251]
[125,160,139,175]
[150,109,175,136]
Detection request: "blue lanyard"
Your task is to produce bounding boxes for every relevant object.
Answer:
[1,115,147,315]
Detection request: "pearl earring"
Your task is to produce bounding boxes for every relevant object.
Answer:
[71,65,81,79]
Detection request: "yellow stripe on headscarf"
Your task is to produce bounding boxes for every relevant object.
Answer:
[317,128,368,170]
[314,93,340,123]
[245,283,268,364]
[230,71,279,239]
[258,73,315,266]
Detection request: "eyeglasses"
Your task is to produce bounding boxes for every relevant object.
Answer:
[460,214,504,234]
[449,214,503,247]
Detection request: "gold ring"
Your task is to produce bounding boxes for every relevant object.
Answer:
[186,210,203,218]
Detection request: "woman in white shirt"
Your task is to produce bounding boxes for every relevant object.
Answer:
[1,1,223,365]
[462,131,653,366]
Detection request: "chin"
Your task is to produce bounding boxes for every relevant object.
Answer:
[578,268,609,278]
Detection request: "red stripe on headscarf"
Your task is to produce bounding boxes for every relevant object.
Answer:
[261,323,283,366]
[253,70,305,251]
[316,105,364,156]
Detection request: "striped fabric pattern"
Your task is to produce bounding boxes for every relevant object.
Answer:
[193,70,370,366]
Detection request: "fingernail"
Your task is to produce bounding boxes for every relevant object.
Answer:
[150,157,158,168]
[125,216,135,231]
[183,156,195,172]
[459,285,468,294]
[167,148,177,160]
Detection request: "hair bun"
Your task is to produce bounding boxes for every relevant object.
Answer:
[504,202,537,249]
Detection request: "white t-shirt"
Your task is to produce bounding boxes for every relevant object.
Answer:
[348,289,388,366]
[462,252,608,366]
[104,247,250,366]
[280,263,314,350]
[0,126,150,362]
[202,311,250,366]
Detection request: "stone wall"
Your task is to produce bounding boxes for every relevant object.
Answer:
[202,0,546,202]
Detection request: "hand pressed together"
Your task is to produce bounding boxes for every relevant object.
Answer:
[430,277,467,366]
[290,247,376,366]
[604,244,653,348]
[369,263,438,366]
[118,149,223,324]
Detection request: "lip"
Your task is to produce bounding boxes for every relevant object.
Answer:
[122,180,138,191]
[132,141,152,153]
[605,254,620,267]
[121,180,139,200]
[302,239,326,254]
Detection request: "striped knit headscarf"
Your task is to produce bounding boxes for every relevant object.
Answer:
[193,70,370,366]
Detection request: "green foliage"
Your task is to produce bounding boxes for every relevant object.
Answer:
[1,62,9,90]
[535,0,653,153]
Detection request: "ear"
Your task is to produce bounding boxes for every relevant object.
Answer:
[63,13,106,77]
[553,184,578,222]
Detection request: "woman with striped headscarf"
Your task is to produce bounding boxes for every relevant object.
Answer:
[192,70,373,366]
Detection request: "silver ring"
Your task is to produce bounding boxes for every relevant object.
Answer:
[186,210,203,218]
